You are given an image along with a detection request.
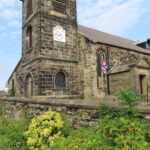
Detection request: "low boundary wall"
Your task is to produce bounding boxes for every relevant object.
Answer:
[0,97,150,127]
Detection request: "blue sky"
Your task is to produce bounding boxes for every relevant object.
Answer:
[0,0,150,90]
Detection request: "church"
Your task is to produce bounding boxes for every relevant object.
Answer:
[7,0,150,99]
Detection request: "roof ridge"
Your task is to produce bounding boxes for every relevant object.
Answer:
[78,24,135,43]
[78,24,150,54]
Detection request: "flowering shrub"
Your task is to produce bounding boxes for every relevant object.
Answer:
[24,111,67,150]
[50,128,107,150]
[98,117,150,150]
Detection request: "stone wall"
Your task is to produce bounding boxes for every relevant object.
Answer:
[77,34,150,98]
[0,97,150,128]
[0,97,99,128]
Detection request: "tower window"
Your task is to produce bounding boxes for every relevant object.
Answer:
[27,0,32,18]
[26,26,32,50]
[53,0,66,14]
[55,71,66,89]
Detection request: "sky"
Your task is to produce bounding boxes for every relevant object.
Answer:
[0,0,150,90]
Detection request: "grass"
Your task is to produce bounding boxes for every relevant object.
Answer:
[0,115,29,150]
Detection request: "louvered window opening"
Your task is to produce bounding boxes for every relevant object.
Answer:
[53,0,66,14]
[27,0,32,18]
[26,26,32,49]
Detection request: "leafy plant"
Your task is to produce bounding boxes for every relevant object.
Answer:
[0,115,29,150]
[97,103,121,119]
[97,88,142,119]
[51,128,110,150]
[24,111,70,150]
[115,88,142,118]
[98,117,150,150]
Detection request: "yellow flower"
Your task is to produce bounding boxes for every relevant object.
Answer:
[41,128,50,137]
[27,137,37,145]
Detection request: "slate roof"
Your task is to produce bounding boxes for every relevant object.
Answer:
[78,25,150,54]
[108,64,130,74]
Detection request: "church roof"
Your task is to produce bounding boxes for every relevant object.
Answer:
[78,25,150,54]
[108,64,130,74]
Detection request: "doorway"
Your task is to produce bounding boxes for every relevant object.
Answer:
[139,74,147,95]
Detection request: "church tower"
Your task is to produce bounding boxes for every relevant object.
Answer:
[19,0,79,96]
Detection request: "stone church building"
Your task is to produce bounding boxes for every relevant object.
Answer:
[7,0,150,99]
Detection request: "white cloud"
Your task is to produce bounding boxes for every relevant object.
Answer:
[8,21,21,28]
[0,9,20,20]
[0,0,18,9]
[77,0,150,35]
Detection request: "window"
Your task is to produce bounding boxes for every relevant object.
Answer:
[146,43,150,49]
[26,26,32,50]
[139,74,146,95]
[25,74,33,96]
[53,0,66,14]
[27,0,32,18]
[97,53,105,77]
[55,72,66,89]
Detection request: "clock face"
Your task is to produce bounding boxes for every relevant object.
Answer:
[53,25,66,42]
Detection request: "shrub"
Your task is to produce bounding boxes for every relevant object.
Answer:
[51,128,110,150]
[98,117,150,150]
[97,88,142,119]
[115,88,141,118]
[0,115,29,150]
[24,111,70,150]
[97,103,121,119]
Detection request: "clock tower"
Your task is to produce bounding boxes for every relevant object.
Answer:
[19,0,79,96]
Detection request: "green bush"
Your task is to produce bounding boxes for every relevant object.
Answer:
[0,115,29,150]
[97,88,142,119]
[51,118,150,150]
[115,88,141,118]
[51,128,110,150]
[24,111,70,150]
[97,103,121,119]
[98,117,150,150]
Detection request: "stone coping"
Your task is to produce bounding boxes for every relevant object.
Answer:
[0,97,99,110]
[0,96,150,113]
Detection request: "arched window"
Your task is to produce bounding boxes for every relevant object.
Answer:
[26,26,32,50]
[97,53,106,77]
[55,72,66,89]
[11,79,15,96]
[53,0,66,14]
[25,74,33,96]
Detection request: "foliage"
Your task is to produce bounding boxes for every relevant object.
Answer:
[115,88,141,118]
[97,88,142,119]
[0,115,29,150]
[97,103,121,119]
[24,111,70,150]
[51,128,110,150]
[98,117,150,150]
[51,118,150,150]
[0,103,4,115]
